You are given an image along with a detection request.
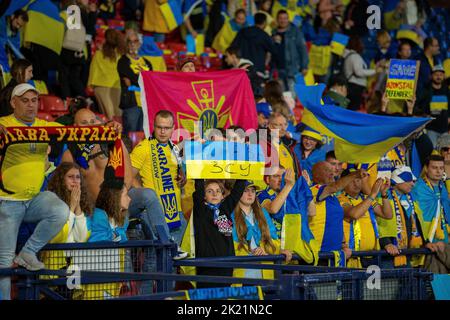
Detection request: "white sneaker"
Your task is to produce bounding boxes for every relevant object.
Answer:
[173,247,188,260]
[14,251,45,271]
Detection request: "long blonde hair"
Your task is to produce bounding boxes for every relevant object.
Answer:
[234,199,276,253]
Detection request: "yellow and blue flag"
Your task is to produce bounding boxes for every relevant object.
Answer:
[330,33,349,56]
[160,0,184,31]
[281,175,319,265]
[184,141,265,180]
[23,0,64,54]
[138,35,167,72]
[295,84,432,163]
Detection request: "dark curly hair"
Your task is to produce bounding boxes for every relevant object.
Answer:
[95,184,127,227]
[47,162,94,215]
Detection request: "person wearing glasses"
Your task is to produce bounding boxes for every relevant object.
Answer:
[129,110,188,267]
[117,29,152,134]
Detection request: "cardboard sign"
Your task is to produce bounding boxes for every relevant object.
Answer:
[385,59,420,100]
[185,141,265,180]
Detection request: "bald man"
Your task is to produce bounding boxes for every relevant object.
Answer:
[61,108,133,201]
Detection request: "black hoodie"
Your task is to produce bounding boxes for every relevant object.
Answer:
[231,26,278,74]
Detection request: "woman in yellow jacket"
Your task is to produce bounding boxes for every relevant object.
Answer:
[88,29,125,119]
[231,181,292,280]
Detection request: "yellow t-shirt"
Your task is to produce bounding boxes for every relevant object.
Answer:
[277,142,295,174]
[0,115,61,200]
[130,139,183,224]
[338,193,379,251]
[88,51,121,89]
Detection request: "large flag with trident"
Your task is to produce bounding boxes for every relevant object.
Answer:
[295,84,432,164]
[139,69,258,139]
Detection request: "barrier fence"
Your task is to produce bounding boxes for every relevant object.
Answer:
[0,240,435,300]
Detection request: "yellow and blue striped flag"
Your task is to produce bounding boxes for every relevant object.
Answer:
[330,33,349,56]
[23,0,64,54]
[139,36,167,72]
[185,141,265,180]
[295,84,432,163]
[430,95,448,113]
[160,0,184,31]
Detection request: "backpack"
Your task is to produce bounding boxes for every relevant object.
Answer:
[62,24,86,52]
[328,51,356,86]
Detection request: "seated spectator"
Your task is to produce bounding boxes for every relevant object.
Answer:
[88,180,131,243]
[192,178,245,288]
[46,162,93,243]
[338,170,392,268]
[309,162,368,265]
[0,59,33,116]
[88,28,125,119]
[232,181,292,280]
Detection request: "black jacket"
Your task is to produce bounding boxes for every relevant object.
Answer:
[231,26,277,74]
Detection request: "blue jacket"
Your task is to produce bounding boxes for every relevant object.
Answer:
[88,208,129,243]
[273,23,308,77]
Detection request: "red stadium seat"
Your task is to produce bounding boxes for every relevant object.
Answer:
[107,19,125,30]
[39,95,67,114]
[128,131,145,148]
[37,112,55,122]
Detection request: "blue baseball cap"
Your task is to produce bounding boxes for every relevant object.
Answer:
[256,102,272,118]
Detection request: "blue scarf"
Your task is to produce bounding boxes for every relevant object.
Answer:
[205,202,221,223]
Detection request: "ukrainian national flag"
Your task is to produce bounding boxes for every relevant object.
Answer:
[23,0,64,54]
[138,36,167,72]
[281,175,319,265]
[396,28,422,47]
[330,33,349,56]
[430,95,448,113]
[160,0,184,31]
[295,84,432,164]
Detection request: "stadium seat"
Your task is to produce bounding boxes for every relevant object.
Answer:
[37,112,55,122]
[107,19,125,30]
[39,95,67,114]
[128,131,146,148]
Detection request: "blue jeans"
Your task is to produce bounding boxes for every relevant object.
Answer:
[122,106,143,134]
[0,191,69,300]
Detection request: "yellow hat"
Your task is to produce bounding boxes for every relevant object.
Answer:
[302,129,322,142]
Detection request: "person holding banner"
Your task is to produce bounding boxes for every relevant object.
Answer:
[232,180,292,280]
[130,110,188,260]
[0,84,69,300]
[414,65,449,147]
[193,178,246,288]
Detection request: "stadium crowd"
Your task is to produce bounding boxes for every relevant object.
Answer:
[0,0,450,299]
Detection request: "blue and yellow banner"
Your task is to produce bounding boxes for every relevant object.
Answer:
[295,84,431,163]
[160,0,184,31]
[330,33,349,56]
[385,59,420,100]
[185,141,265,180]
[23,0,65,54]
[186,34,205,56]
[185,286,264,300]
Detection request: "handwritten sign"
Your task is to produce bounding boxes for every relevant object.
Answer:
[385,59,420,100]
[185,141,265,180]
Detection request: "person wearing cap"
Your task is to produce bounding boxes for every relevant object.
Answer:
[256,102,272,129]
[293,127,327,181]
[232,180,292,280]
[337,170,392,268]
[117,29,152,134]
[377,165,428,268]
[412,155,450,253]
[309,162,370,265]
[177,56,196,72]
[414,63,450,147]
[0,83,69,300]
